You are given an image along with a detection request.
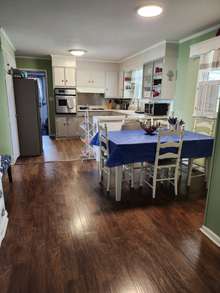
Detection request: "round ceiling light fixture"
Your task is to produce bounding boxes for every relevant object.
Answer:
[137,5,163,17]
[69,49,87,56]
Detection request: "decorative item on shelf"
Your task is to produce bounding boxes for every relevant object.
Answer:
[140,119,159,135]
[155,67,163,74]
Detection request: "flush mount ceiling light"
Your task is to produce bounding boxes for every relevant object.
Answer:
[137,5,163,17]
[69,49,87,56]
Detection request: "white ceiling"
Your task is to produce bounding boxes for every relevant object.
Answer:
[1,0,220,62]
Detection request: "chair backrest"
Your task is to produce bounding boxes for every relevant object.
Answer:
[98,123,109,159]
[193,118,216,136]
[152,118,169,128]
[155,129,184,167]
[122,118,141,130]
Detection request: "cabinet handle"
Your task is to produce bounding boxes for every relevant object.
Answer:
[62,80,64,82]
[1,208,5,217]
[66,80,68,82]
[0,190,2,198]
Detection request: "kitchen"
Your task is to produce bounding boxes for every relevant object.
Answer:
[1,1,220,292]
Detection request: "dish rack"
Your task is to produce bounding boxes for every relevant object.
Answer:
[80,110,95,160]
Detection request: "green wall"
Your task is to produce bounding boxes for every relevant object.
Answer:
[16,57,55,135]
[0,48,12,155]
[204,111,220,237]
[174,30,217,130]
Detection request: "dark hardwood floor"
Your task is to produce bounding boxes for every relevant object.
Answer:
[0,141,220,292]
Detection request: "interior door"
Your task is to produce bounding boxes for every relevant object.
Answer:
[65,67,76,87]
[53,67,65,87]
[3,50,20,162]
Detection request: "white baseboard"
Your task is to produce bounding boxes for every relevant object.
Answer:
[200,225,220,247]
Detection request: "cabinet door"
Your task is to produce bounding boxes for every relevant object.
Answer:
[67,117,79,137]
[56,117,68,137]
[53,67,65,87]
[77,70,91,87]
[65,67,76,87]
[91,71,105,88]
[118,72,124,98]
[105,72,118,98]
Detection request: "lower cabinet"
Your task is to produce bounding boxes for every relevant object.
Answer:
[56,116,79,138]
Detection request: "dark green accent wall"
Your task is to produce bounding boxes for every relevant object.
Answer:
[174,29,220,239]
[16,57,55,134]
[174,30,217,130]
[0,48,12,154]
[204,111,220,237]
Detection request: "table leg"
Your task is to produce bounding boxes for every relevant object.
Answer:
[115,166,122,201]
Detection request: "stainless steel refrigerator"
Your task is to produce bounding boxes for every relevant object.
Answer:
[13,78,42,156]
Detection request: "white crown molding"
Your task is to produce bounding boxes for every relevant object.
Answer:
[76,57,120,64]
[179,24,220,43]
[200,225,220,247]
[0,27,15,51]
[119,40,167,63]
[16,55,51,60]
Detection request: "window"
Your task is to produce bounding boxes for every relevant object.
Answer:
[194,50,220,118]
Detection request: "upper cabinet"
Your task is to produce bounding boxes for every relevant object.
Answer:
[105,71,118,98]
[77,70,105,93]
[51,55,76,88]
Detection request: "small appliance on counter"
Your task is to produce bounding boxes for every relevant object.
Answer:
[145,102,170,116]
[55,88,77,114]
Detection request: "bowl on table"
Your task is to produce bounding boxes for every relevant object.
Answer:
[140,121,159,135]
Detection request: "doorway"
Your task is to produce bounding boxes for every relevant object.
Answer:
[24,70,49,136]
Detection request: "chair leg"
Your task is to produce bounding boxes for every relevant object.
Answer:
[107,169,110,192]
[205,158,209,182]
[187,159,193,187]
[152,170,157,199]
[174,169,178,196]
[130,165,134,188]
[7,166,13,183]
[139,163,144,187]
[99,159,104,183]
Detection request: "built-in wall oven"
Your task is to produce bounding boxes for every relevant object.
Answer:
[55,88,77,114]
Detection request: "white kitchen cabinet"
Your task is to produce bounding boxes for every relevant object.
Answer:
[53,67,65,87]
[53,67,76,88]
[77,70,105,92]
[56,117,68,137]
[56,116,79,138]
[105,72,118,98]
[65,67,76,87]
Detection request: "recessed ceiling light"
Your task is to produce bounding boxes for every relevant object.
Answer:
[69,49,87,56]
[137,5,163,17]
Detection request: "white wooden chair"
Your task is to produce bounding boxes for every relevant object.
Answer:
[144,129,184,198]
[122,118,145,187]
[98,123,111,192]
[151,117,169,128]
[187,117,215,187]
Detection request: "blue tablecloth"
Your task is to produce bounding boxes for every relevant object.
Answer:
[91,130,214,167]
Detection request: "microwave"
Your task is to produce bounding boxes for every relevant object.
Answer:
[145,102,169,116]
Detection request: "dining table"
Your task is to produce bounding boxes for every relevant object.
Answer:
[91,129,214,201]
